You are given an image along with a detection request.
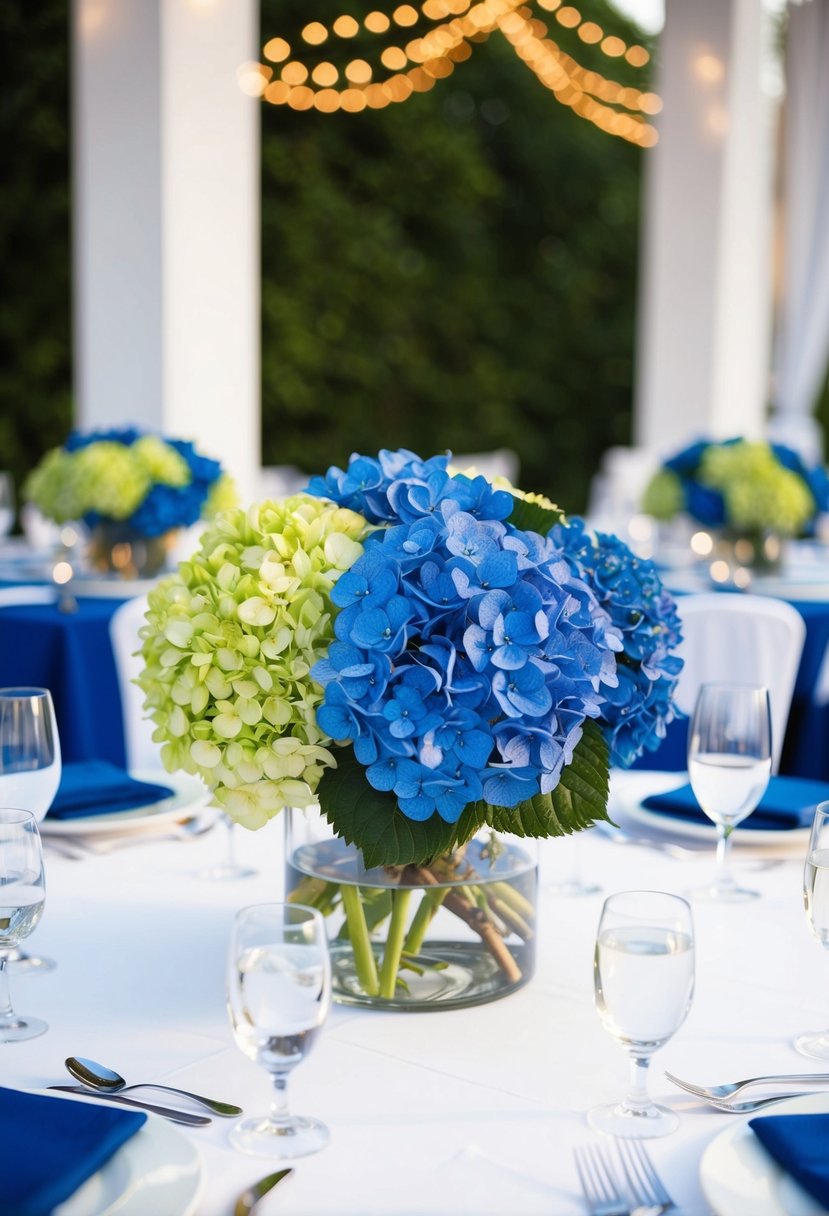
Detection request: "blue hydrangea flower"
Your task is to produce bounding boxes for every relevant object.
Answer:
[551,517,683,767]
[312,452,623,824]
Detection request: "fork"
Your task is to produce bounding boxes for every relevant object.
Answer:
[616,1139,676,1215]
[665,1068,829,1104]
[574,1143,629,1216]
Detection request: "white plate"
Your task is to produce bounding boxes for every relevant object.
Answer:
[622,798,811,848]
[700,1092,829,1216]
[40,769,211,837]
[52,1106,203,1216]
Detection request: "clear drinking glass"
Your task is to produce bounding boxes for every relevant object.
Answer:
[0,472,15,538]
[0,688,61,973]
[795,802,829,1060]
[0,809,47,1041]
[197,811,257,882]
[227,903,331,1158]
[687,683,772,902]
[588,889,695,1138]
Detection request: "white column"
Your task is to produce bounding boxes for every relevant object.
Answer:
[634,0,776,456]
[72,0,260,499]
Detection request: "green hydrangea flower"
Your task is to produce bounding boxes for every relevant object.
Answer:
[137,494,371,829]
[204,473,238,519]
[701,442,814,536]
[73,443,150,519]
[22,449,83,523]
[132,435,191,488]
[641,469,684,521]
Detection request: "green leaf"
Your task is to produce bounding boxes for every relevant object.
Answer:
[507,495,565,535]
[316,749,488,869]
[479,720,611,838]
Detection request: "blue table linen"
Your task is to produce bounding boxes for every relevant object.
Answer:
[0,1086,146,1216]
[47,759,173,820]
[749,1112,829,1208]
[641,774,829,831]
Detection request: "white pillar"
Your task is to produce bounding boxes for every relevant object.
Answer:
[72,0,260,499]
[634,0,775,456]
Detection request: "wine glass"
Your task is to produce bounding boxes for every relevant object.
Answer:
[588,889,694,1139]
[0,472,14,538]
[0,688,61,972]
[197,808,257,882]
[227,902,331,1158]
[0,809,47,1041]
[687,684,772,902]
[794,802,829,1059]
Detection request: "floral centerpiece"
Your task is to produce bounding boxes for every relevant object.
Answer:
[642,437,829,553]
[138,449,683,1008]
[24,426,236,576]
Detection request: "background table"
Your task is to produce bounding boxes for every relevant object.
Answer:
[5,773,822,1215]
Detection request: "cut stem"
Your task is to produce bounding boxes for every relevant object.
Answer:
[340,884,379,996]
[379,888,413,999]
[403,887,448,955]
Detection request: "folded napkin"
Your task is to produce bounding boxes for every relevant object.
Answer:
[0,1086,146,1216]
[641,775,829,831]
[749,1112,829,1208]
[46,760,173,820]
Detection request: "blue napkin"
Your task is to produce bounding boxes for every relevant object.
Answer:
[0,1086,146,1216]
[46,760,173,820]
[749,1112,829,1208]
[641,775,829,831]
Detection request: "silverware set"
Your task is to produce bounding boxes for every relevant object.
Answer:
[575,1138,676,1216]
[47,1054,241,1126]
[42,814,216,859]
[665,1068,829,1111]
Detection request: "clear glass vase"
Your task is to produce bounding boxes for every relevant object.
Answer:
[88,522,178,578]
[285,806,538,1011]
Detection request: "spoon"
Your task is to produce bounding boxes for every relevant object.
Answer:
[65,1056,242,1117]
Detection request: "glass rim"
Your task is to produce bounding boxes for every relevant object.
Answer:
[0,687,53,701]
[235,901,325,926]
[697,682,770,696]
[0,808,37,825]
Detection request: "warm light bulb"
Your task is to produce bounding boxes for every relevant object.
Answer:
[302,21,328,45]
[312,61,339,86]
[333,15,360,37]
[263,37,291,62]
[345,58,373,84]
[365,10,391,32]
[381,46,409,70]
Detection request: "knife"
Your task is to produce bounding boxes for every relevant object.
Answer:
[234,1169,294,1216]
[47,1085,211,1126]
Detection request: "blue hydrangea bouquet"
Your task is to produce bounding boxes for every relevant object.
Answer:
[139,450,683,1007]
[642,437,829,537]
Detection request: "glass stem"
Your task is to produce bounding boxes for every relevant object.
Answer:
[0,955,14,1021]
[222,814,237,868]
[268,1072,291,1129]
[715,822,736,891]
[624,1054,652,1112]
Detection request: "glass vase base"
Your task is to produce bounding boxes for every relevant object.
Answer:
[230,1113,329,1159]
[587,1099,679,1139]
[331,940,531,1012]
[0,1014,48,1043]
[793,1030,829,1061]
[195,861,258,882]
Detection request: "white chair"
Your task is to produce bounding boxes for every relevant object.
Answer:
[0,585,57,608]
[109,595,161,770]
[673,594,806,773]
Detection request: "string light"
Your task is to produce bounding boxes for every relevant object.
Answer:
[256,0,659,145]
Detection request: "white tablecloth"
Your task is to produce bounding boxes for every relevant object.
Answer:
[6,773,823,1216]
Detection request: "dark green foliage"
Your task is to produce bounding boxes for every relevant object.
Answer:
[261,0,649,508]
[1,0,73,516]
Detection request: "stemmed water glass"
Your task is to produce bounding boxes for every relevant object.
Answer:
[0,688,61,972]
[0,809,47,1041]
[588,889,695,1138]
[227,903,331,1158]
[687,683,772,902]
[795,802,829,1059]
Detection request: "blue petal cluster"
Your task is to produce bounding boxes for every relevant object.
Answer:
[312,453,623,824]
[66,427,223,536]
[552,517,684,768]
